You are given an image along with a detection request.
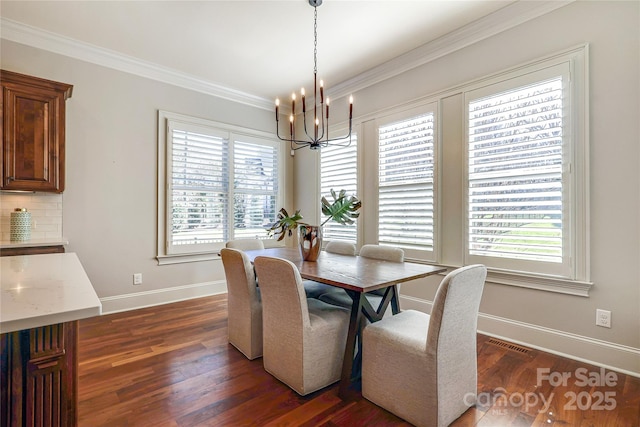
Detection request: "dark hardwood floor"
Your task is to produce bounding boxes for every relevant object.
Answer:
[77,295,640,426]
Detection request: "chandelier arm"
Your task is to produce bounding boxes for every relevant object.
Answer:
[277,133,350,147]
[322,130,353,145]
[276,117,352,144]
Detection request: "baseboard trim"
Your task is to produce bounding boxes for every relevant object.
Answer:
[400,295,640,377]
[99,280,227,315]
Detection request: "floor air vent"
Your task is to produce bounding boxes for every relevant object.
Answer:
[487,338,531,355]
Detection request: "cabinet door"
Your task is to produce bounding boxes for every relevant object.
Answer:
[0,323,78,427]
[25,323,76,427]
[0,70,72,193]
[1,85,64,192]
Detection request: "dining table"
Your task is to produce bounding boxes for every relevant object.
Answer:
[243,246,447,398]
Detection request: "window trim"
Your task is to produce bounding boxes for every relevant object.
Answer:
[156,110,284,265]
[352,45,590,296]
[461,45,590,289]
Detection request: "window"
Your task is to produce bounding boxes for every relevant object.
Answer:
[157,111,282,263]
[167,123,228,253]
[232,137,279,240]
[348,47,588,294]
[377,105,436,260]
[320,134,358,242]
[464,58,586,281]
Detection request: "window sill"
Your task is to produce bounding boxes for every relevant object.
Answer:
[157,252,222,265]
[156,241,286,265]
[405,259,593,297]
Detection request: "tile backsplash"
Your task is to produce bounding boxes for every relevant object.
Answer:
[0,193,63,241]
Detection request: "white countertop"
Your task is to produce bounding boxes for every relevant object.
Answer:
[0,237,69,249]
[1,252,102,334]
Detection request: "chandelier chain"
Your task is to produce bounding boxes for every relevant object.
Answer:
[313,7,318,75]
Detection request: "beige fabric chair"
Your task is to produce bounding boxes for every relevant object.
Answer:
[220,248,262,360]
[325,240,357,256]
[362,264,487,427]
[303,240,358,298]
[318,244,404,310]
[225,239,265,251]
[359,244,404,263]
[254,256,350,396]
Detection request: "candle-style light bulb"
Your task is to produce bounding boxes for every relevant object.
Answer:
[275,98,280,121]
[289,114,294,138]
[301,87,306,113]
[291,93,296,115]
[349,95,353,119]
[326,97,330,119]
[320,80,324,103]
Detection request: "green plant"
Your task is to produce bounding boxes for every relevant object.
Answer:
[266,208,307,241]
[321,189,361,226]
[266,189,361,240]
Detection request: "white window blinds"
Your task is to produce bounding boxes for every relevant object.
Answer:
[378,111,435,256]
[320,134,358,242]
[233,139,278,240]
[466,68,569,276]
[168,125,229,253]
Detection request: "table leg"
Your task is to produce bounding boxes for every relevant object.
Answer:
[338,285,401,398]
[339,291,363,398]
[390,284,401,314]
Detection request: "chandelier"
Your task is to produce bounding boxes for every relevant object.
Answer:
[275,0,353,153]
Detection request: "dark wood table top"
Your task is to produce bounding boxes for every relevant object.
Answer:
[243,247,446,293]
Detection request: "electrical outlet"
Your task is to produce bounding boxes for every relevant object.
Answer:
[133,273,143,285]
[596,309,611,328]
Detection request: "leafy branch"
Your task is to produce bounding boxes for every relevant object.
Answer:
[266,189,362,240]
[321,189,362,226]
[266,208,307,241]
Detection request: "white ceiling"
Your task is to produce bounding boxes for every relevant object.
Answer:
[1,0,518,103]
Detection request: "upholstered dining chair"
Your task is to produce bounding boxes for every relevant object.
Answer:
[361,264,487,427]
[359,244,404,263]
[325,240,357,256]
[225,239,265,251]
[253,256,350,396]
[220,248,263,360]
[303,240,358,299]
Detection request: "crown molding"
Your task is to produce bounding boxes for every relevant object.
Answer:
[329,0,574,100]
[0,17,275,111]
[1,0,573,109]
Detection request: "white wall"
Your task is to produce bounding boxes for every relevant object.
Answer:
[295,0,640,373]
[0,40,293,311]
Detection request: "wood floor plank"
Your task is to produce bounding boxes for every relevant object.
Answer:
[77,295,640,426]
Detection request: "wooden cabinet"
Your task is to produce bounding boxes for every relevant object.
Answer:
[0,70,73,193]
[0,246,75,426]
[1,322,78,427]
[0,245,65,257]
